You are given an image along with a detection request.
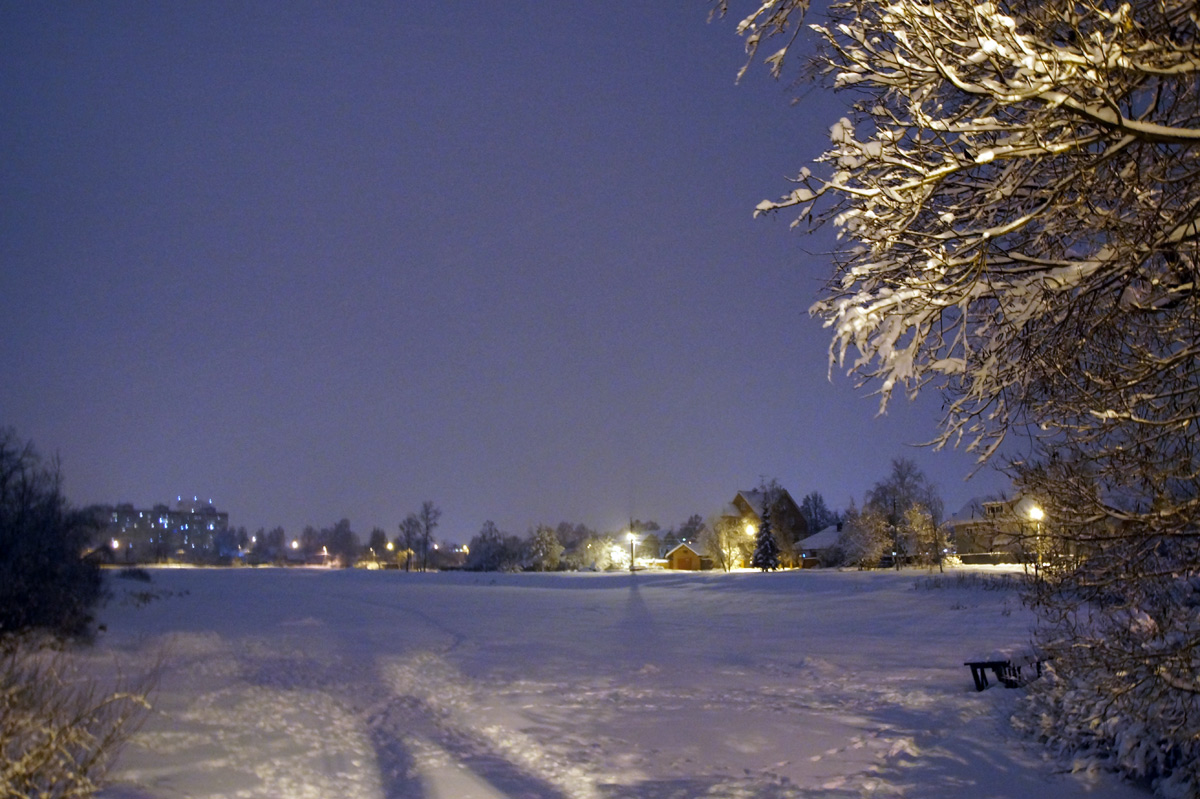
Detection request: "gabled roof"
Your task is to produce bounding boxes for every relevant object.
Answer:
[732,490,767,518]
[947,495,1002,524]
[798,524,841,551]
[732,488,801,519]
[664,542,702,559]
[945,493,1042,528]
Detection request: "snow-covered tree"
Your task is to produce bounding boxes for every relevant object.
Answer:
[751,504,781,571]
[719,0,1200,791]
[702,514,752,572]
[562,532,615,571]
[837,503,889,569]
[900,503,942,571]
[525,524,564,571]
[465,521,522,572]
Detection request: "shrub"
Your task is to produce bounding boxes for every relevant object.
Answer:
[0,429,102,638]
[0,637,154,798]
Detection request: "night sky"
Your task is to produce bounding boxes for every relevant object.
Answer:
[1,2,1010,542]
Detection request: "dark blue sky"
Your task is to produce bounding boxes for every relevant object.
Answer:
[1,2,1010,540]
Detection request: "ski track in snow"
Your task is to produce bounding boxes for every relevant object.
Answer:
[89,569,1148,799]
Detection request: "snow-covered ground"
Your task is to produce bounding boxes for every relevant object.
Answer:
[87,567,1149,799]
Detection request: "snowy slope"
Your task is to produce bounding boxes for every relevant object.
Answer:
[88,567,1149,798]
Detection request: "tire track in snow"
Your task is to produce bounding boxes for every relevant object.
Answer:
[376,653,602,799]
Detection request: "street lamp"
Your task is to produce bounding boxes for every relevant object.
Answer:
[627,532,637,572]
[1029,505,1044,576]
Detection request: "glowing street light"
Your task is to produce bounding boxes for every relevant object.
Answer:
[1029,505,1045,577]
[744,522,757,537]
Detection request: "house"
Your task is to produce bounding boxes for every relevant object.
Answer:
[724,488,809,567]
[944,495,1045,563]
[797,523,842,566]
[664,542,708,571]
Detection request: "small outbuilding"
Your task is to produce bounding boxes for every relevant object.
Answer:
[664,542,706,571]
[797,524,842,566]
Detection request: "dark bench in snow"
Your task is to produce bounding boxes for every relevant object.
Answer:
[965,651,1044,691]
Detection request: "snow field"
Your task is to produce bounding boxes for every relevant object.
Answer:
[89,568,1149,798]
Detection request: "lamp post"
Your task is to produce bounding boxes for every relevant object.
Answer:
[627,532,637,572]
[1029,505,1044,577]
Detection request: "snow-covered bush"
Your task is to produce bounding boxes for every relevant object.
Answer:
[837,505,888,569]
[1014,548,1200,798]
[525,524,565,571]
[1,637,153,798]
[1016,648,1200,798]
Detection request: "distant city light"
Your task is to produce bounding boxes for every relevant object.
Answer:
[291,540,299,550]
[111,538,119,549]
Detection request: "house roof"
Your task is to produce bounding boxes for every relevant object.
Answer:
[732,488,800,519]
[798,524,841,551]
[946,495,1001,524]
[733,490,766,517]
[664,542,702,559]
[945,493,1043,529]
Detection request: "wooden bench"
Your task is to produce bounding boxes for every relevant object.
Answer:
[964,658,1043,691]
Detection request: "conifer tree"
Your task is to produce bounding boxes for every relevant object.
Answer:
[751,505,780,572]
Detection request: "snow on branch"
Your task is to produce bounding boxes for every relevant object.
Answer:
[729,0,1200,459]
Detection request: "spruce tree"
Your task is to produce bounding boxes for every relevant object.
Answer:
[751,504,780,572]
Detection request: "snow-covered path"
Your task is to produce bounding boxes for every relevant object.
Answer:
[91,568,1148,798]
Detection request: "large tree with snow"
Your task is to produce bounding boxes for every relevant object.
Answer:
[751,504,781,570]
[702,514,752,572]
[718,0,1200,791]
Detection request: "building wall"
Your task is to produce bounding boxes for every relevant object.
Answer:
[666,547,701,570]
[92,501,230,562]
